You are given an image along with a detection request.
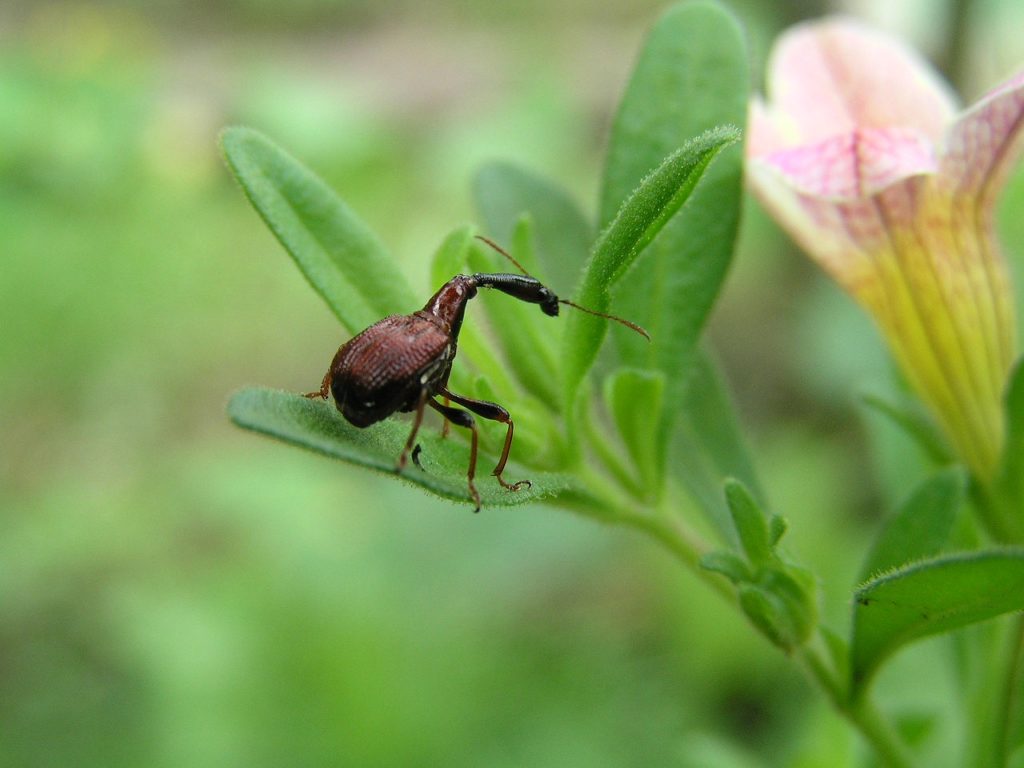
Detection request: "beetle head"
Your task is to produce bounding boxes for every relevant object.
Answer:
[539,287,560,317]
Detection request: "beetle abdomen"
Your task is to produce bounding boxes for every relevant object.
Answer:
[329,314,452,427]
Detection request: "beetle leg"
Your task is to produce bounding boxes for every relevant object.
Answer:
[440,395,451,438]
[440,388,531,492]
[303,367,332,400]
[396,390,428,472]
[428,399,482,512]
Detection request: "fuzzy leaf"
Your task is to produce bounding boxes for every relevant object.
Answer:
[221,126,416,333]
[599,1,748,433]
[228,387,574,509]
[725,479,771,566]
[599,2,748,227]
[474,161,593,290]
[852,550,1024,690]
[561,126,739,413]
[858,468,963,582]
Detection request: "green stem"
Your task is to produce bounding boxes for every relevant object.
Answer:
[617,511,732,600]
[612,504,917,767]
[847,692,918,768]
[991,615,1024,765]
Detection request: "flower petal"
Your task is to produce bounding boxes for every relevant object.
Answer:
[941,70,1024,200]
[757,127,937,200]
[765,17,958,147]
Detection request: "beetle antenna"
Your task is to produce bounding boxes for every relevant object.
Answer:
[475,234,650,340]
[474,235,530,275]
[559,299,651,341]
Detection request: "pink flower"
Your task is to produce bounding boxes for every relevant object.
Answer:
[749,17,1024,480]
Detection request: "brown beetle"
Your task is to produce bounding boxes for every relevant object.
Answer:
[305,236,647,510]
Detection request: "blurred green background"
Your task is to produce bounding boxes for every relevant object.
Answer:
[3,1,1024,765]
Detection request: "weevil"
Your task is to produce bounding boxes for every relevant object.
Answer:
[305,236,648,511]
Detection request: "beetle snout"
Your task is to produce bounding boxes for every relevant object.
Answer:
[539,288,560,317]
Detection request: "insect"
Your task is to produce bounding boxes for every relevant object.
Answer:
[305,236,648,511]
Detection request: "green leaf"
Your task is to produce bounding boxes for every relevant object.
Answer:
[860,391,952,466]
[228,387,574,509]
[725,479,771,566]
[700,550,753,584]
[858,468,964,582]
[474,161,593,291]
[598,2,748,228]
[598,1,748,434]
[768,515,788,548]
[671,348,763,543]
[429,224,474,290]
[221,126,416,333]
[681,349,762,495]
[603,368,667,492]
[561,126,740,413]
[739,567,816,651]
[852,549,1024,690]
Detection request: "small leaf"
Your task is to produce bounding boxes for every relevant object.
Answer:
[738,565,818,651]
[858,468,964,582]
[221,126,416,333]
[603,368,666,493]
[738,582,805,651]
[561,126,740,412]
[725,479,771,566]
[474,161,593,290]
[852,549,1024,690]
[765,566,818,646]
[700,550,753,584]
[228,387,574,508]
[768,515,788,547]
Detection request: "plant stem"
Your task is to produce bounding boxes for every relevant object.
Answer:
[990,615,1024,765]
[613,504,918,767]
[618,510,733,601]
[1006,616,1024,758]
[847,693,918,768]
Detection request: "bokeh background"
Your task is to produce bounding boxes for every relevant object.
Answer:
[3,0,1024,765]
